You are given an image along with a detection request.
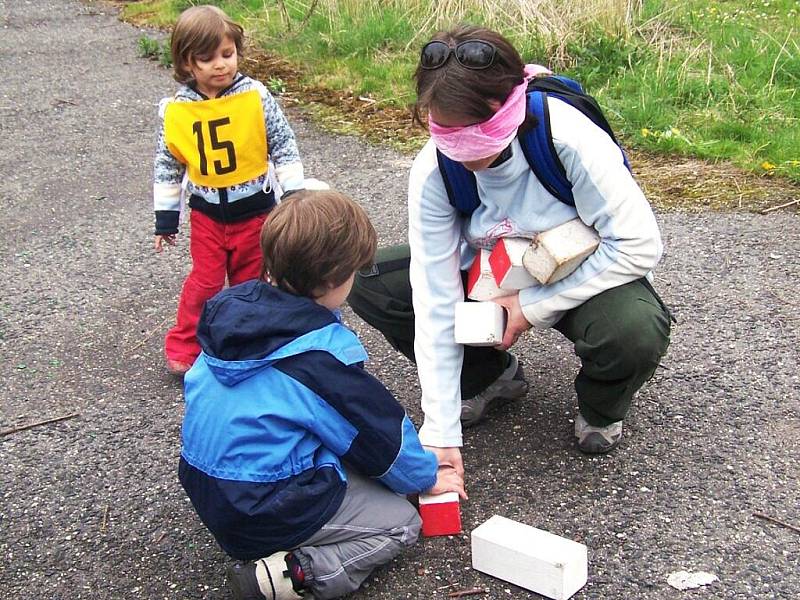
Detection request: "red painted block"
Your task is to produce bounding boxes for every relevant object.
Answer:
[466,249,514,301]
[489,237,536,290]
[419,492,462,537]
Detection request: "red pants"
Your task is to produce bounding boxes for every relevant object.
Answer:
[165,210,268,365]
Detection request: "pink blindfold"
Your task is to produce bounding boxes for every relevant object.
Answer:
[428,64,551,163]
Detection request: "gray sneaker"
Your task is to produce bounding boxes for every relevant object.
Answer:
[574,413,623,454]
[461,355,529,428]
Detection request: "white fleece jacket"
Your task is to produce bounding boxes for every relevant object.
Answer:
[408,97,664,448]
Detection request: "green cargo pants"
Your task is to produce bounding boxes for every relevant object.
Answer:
[348,244,672,427]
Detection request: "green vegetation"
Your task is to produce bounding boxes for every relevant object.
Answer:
[136,34,172,67]
[123,0,800,182]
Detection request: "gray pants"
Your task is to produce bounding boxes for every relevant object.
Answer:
[292,469,421,599]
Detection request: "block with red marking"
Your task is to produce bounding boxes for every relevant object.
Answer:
[489,237,537,290]
[419,491,462,537]
[466,249,515,301]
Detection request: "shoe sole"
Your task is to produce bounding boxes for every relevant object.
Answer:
[576,431,622,454]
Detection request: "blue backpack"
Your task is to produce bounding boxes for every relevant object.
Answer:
[436,75,631,215]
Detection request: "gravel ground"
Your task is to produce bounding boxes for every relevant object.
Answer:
[1,1,798,599]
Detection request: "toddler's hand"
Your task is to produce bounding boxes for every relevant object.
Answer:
[428,465,467,500]
[154,234,176,253]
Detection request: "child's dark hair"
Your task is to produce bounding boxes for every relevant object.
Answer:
[412,25,526,127]
[170,5,244,84]
[260,190,377,298]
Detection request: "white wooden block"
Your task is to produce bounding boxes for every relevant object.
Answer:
[489,237,537,290]
[454,302,505,346]
[471,515,588,600]
[523,219,600,285]
[466,249,515,301]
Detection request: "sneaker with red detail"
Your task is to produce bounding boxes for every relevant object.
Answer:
[166,359,191,377]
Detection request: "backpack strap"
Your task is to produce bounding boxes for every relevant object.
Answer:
[525,76,631,171]
[436,147,481,216]
[519,88,575,206]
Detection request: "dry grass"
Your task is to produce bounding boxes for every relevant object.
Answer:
[278,0,643,62]
[632,154,799,213]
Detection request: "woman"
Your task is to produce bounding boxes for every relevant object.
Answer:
[348,25,671,480]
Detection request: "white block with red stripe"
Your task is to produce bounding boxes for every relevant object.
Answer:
[489,237,537,290]
[419,492,461,537]
[466,249,515,301]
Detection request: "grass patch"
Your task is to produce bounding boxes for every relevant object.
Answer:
[120,0,800,185]
[586,0,800,182]
[136,35,172,67]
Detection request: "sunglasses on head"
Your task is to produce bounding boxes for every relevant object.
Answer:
[420,39,497,70]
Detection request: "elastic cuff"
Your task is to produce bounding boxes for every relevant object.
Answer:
[154,210,180,235]
[290,549,314,587]
[418,428,463,449]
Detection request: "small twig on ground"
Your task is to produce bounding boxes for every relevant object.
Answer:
[53,98,79,106]
[436,583,458,590]
[154,530,166,544]
[101,505,109,533]
[753,512,800,534]
[127,316,172,354]
[0,413,80,437]
[448,589,487,598]
[767,289,795,306]
[761,198,800,214]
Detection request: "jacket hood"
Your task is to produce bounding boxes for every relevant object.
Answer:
[195,280,366,386]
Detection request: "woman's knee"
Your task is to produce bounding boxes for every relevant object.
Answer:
[580,306,670,378]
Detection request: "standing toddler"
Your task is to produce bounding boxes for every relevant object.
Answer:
[153,5,305,375]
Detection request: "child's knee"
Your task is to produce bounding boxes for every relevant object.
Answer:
[396,502,422,547]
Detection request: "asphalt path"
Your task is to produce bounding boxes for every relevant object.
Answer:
[1,1,798,599]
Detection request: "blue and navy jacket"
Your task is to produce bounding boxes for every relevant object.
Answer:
[178,280,438,560]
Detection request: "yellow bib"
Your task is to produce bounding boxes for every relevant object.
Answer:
[164,90,268,188]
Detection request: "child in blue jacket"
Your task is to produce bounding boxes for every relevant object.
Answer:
[179,189,465,600]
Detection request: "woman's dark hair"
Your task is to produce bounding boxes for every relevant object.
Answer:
[413,25,526,127]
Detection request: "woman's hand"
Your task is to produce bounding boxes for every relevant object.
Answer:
[423,445,465,481]
[492,293,532,350]
[154,234,176,253]
[428,464,467,500]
